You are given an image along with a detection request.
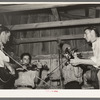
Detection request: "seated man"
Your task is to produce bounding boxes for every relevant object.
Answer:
[61,43,83,89]
[14,53,41,89]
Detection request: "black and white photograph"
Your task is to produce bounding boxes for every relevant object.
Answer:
[0,3,100,95]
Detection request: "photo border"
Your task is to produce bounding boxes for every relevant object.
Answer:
[0,1,99,99]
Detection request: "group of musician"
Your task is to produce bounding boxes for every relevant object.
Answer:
[0,25,40,89]
[0,24,100,89]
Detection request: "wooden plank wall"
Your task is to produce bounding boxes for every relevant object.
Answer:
[0,9,94,57]
[0,7,99,82]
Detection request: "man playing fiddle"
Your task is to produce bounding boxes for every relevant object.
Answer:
[0,25,15,89]
[14,53,41,89]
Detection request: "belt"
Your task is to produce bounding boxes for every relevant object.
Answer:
[16,85,35,89]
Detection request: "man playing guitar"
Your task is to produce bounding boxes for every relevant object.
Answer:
[70,26,100,89]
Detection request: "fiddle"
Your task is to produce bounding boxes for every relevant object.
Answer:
[16,63,41,72]
[27,63,49,71]
[27,64,40,71]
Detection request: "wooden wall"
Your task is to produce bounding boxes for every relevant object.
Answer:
[0,7,96,58]
[0,4,100,83]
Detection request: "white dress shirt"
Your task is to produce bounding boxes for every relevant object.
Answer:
[0,50,10,67]
[91,37,100,68]
[0,41,10,67]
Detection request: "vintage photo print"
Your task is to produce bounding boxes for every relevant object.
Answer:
[0,2,99,98]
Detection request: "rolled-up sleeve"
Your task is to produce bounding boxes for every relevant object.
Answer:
[91,56,100,68]
[0,50,9,62]
[91,38,100,69]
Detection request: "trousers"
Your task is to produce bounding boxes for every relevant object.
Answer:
[83,68,99,89]
[0,67,14,89]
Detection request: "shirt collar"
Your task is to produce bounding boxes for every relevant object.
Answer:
[92,38,97,43]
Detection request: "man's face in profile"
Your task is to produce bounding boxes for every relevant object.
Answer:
[84,29,93,42]
[1,31,11,44]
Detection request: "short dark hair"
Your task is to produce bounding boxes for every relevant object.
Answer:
[0,25,10,34]
[20,53,32,63]
[84,26,99,37]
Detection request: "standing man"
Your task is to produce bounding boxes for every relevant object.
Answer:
[0,25,15,88]
[70,26,100,88]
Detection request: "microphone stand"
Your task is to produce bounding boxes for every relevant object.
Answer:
[57,39,64,89]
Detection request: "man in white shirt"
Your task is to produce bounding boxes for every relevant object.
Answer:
[70,26,100,89]
[0,25,15,88]
[14,53,41,89]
